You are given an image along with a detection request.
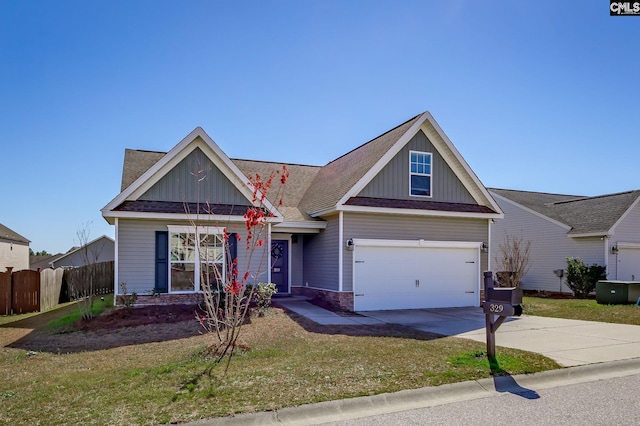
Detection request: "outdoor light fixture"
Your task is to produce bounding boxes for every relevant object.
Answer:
[611,245,619,254]
[481,242,488,252]
[346,239,354,250]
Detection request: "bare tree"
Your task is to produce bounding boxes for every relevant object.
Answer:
[184,161,289,374]
[67,222,104,320]
[494,234,531,287]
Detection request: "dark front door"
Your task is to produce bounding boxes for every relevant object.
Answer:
[271,240,289,294]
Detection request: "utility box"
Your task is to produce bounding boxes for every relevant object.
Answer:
[596,280,640,304]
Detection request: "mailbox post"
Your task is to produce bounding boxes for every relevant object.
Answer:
[483,271,522,361]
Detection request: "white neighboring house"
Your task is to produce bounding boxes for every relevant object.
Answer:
[49,235,115,268]
[0,223,30,272]
[489,188,640,293]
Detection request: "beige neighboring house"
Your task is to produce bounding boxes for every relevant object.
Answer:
[0,223,30,272]
[49,235,115,268]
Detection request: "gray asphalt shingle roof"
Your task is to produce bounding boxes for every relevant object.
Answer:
[116,112,496,222]
[121,149,166,191]
[490,188,640,235]
[298,114,422,215]
[0,223,30,244]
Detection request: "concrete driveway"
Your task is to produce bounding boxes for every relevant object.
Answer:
[359,307,640,367]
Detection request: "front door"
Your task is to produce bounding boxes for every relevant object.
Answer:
[271,240,289,294]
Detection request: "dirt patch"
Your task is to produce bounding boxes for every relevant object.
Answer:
[75,304,200,332]
[2,304,206,353]
[2,303,441,355]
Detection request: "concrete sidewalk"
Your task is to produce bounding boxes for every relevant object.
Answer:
[273,297,385,326]
[275,298,640,367]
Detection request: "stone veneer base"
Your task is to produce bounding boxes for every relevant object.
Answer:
[292,287,354,312]
[118,293,204,306]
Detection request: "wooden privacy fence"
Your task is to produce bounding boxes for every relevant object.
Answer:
[0,261,113,315]
[63,261,114,299]
[41,267,64,312]
[0,269,40,315]
[0,270,11,315]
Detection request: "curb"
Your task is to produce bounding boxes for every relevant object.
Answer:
[184,357,640,425]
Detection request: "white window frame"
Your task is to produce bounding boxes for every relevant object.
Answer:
[409,150,432,198]
[167,225,225,293]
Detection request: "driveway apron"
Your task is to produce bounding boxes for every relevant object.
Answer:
[358,307,640,367]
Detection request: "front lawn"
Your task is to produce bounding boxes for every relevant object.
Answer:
[0,307,559,425]
[523,296,640,325]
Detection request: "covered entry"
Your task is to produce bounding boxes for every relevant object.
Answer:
[352,239,481,311]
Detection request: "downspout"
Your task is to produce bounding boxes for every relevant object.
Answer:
[267,223,272,285]
[603,235,609,279]
[114,218,119,306]
[487,219,492,272]
[338,211,343,292]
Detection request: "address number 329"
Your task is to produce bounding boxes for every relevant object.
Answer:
[489,303,504,313]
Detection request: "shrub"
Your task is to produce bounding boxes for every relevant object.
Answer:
[117,282,138,308]
[252,282,278,317]
[565,257,606,298]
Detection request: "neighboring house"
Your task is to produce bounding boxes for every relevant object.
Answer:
[30,253,62,271]
[101,112,503,311]
[49,236,115,268]
[489,188,640,293]
[0,223,30,272]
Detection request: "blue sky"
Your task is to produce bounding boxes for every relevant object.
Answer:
[1,1,638,254]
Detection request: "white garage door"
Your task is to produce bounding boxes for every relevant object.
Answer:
[353,239,480,311]
[618,243,640,281]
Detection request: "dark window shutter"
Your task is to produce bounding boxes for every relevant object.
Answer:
[155,231,168,293]
[227,232,237,263]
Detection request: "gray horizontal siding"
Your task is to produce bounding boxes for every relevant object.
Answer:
[140,145,252,206]
[117,219,268,295]
[118,220,163,294]
[491,197,604,293]
[51,239,114,268]
[343,213,489,292]
[358,130,476,204]
[302,215,340,291]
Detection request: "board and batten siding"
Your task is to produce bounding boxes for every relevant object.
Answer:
[302,215,340,291]
[140,146,252,206]
[358,130,476,204]
[610,198,640,279]
[117,219,269,295]
[490,196,604,293]
[342,213,489,292]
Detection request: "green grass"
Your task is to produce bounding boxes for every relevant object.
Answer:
[523,296,640,325]
[0,309,560,425]
[47,295,114,329]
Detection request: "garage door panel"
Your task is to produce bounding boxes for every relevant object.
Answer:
[354,243,479,311]
[618,248,640,281]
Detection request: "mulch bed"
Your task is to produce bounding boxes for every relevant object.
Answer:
[75,304,201,332]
